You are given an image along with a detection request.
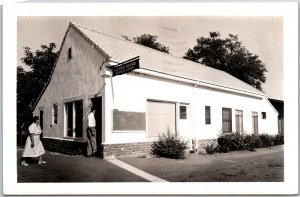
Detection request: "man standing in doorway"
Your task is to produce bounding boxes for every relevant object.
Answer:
[87,107,97,157]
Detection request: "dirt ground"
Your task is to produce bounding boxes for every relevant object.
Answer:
[17,145,283,182]
[120,145,284,182]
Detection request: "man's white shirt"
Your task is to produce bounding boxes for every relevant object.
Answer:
[88,112,96,127]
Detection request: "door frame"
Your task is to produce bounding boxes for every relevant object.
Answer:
[38,107,44,131]
[89,96,104,157]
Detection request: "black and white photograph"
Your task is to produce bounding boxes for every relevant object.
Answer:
[2,2,298,195]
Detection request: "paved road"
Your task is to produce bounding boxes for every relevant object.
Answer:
[121,145,284,182]
[17,145,283,182]
[17,150,148,182]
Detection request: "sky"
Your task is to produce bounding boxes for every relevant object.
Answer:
[17,16,283,100]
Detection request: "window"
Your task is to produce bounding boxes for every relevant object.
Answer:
[52,104,58,124]
[262,112,267,119]
[147,101,176,137]
[68,47,72,60]
[64,100,83,138]
[205,106,211,124]
[252,112,258,134]
[180,105,187,119]
[235,110,243,133]
[222,108,232,132]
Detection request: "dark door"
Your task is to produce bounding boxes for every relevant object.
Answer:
[75,101,83,137]
[39,110,43,130]
[91,97,103,158]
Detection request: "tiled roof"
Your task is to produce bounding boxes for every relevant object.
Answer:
[70,22,264,96]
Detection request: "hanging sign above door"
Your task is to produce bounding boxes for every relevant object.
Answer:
[112,56,140,77]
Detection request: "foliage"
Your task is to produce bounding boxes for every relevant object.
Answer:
[205,144,217,154]
[150,131,188,159]
[243,134,262,151]
[217,132,246,152]
[259,133,272,148]
[209,132,284,154]
[17,43,58,136]
[273,134,284,145]
[122,34,169,53]
[183,32,267,91]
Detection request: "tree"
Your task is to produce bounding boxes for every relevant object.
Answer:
[17,43,58,140]
[183,32,267,91]
[122,34,169,53]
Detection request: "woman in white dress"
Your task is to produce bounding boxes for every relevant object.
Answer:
[21,116,46,166]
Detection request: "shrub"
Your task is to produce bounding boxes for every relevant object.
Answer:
[243,134,261,151]
[205,144,217,154]
[259,133,272,148]
[273,134,284,145]
[206,131,284,154]
[150,131,188,159]
[217,132,246,152]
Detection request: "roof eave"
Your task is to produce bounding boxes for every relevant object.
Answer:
[32,25,71,111]
[32,22,112,111]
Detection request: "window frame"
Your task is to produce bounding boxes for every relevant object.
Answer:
[205,106,211,124]
[179,105,187,120]
[252,111,259,134]
[235,109,243,133]
[222,107,232,132]
[64,100,83,138]
[262,112,267,119]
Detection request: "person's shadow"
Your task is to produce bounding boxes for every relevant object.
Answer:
[24,158,40,165]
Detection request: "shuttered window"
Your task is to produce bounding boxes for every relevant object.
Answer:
[252,112,258,134]
[222,108,232,132]
[52,103,58,124]
[235,110,243,133]
[147,101,176,137]
[262,112,267,119]
[68,47,72,60]
[180,105,187,119]
[205,106,211,124]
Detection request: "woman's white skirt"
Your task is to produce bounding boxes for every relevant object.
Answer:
[22,135,45,157]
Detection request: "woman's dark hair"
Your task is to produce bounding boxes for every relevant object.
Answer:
[91,107,95,112]
[33,116,39,123]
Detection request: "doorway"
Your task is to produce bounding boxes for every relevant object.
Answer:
[39,109,43,131]
[91,97,103,158]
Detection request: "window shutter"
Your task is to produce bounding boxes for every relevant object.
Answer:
[222,108,232,132]
[228,108,232,131]
[252,112,258,134]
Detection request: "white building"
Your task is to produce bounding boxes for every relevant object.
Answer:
[33,22,279,158]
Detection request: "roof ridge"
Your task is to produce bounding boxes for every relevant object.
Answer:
[70,21,220,72]
[70,21,263,95]
[71,21,182,59]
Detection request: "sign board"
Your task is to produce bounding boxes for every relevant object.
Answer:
[112,57,140,77]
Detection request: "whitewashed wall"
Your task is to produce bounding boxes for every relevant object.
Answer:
[193,86,278,139]
[33,26,278,145]
[104,72,193,144]
[33,27,106,139]
[104,71,278,144]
